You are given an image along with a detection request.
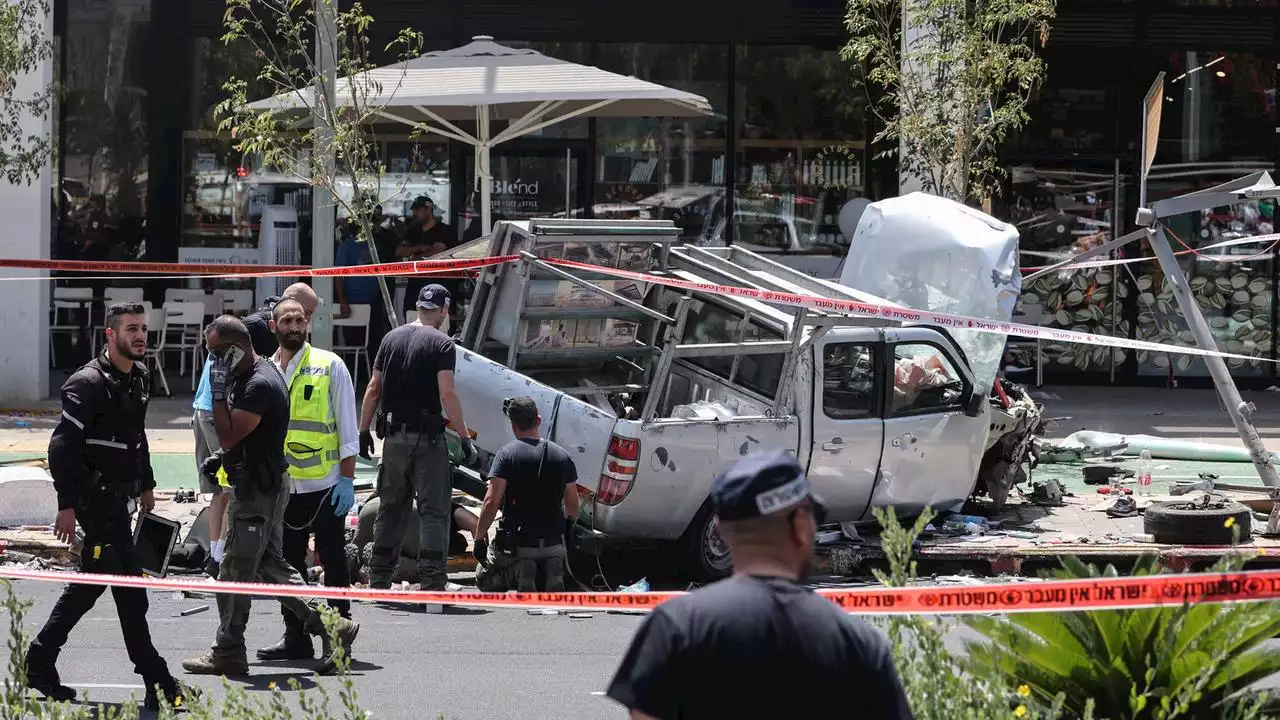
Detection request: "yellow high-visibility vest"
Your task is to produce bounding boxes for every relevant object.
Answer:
[282,344,342,487]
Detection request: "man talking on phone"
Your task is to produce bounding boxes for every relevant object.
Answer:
[183,315,359,677]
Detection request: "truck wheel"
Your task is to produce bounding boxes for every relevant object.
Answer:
[1144,499,1252,545]
[680,504,733,582]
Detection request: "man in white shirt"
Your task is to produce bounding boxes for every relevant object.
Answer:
[257,298,361,664]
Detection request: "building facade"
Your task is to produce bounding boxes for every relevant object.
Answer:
[13,0,1279,401]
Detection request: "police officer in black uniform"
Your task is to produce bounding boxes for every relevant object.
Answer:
[25,302,196,710]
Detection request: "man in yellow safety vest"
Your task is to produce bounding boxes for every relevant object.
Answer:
[256,298,361,665]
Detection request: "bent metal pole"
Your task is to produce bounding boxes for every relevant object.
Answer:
[1147,224,1280,497]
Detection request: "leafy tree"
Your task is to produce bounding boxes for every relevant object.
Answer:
[216,0,424,325]
[843,0,1056,201]
[0,0,56,186]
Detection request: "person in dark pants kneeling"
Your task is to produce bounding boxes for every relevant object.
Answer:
[473,396,580,592]
[26,303,197,710]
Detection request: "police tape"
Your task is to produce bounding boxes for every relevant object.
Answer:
[1019,233,1280,274]
[541,257,1272,364]
[0,255,515,279]
[2,566,1280,615]
[0,251,1265,362]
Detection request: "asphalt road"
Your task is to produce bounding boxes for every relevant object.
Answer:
[7,579,1279,719]
[4,581,641,720]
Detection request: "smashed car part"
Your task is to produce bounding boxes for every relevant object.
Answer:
[839,192,1021,394]
[974,379,1043,510]
[1043,430,1278,465]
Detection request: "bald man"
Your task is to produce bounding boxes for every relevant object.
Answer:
[244,283,320,357]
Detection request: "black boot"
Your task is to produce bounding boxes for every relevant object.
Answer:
[256,630,314,661]
[24,645,74,702]
[144,678,201,712]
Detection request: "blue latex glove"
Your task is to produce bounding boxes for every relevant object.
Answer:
[331,476,356,517]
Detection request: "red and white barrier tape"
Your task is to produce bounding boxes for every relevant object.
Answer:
[0,252,1266,362]
[1019,233,1280,273]
[3,566,1280,615]
[541,258,1271,363]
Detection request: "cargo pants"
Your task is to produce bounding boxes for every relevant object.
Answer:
[369,430,451,591]
[213,473,324,661]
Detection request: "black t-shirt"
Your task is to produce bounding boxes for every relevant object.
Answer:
[488,437,577,545]
[607,575,914,720]
[243,299,280,358]
[402,220,456,311]
[226,356,290,477]
[373,323,456,420]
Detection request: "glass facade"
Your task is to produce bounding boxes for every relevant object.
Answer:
[43,0,1280,387]
[57,0,151,264]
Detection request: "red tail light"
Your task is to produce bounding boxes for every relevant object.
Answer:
[597,434,639,506]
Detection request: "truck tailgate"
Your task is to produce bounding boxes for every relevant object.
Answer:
[454,347,616,494]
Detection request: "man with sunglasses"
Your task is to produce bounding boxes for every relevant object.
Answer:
[254,298,360,664]
[184,315,359,678]
[607,450,913,720]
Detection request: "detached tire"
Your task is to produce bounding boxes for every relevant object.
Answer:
[679,503,733,583]
[1144,500,1252,545]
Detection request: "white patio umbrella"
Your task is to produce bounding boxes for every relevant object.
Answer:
[247,35,715,234]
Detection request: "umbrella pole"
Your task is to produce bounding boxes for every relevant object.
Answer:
[479,104,492,235]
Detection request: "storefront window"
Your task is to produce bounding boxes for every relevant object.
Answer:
[731,45,865,275]
[594,43,729,241]
[58,0,150,262]
[1008,163,1128,378]
[1137,51,1275,379]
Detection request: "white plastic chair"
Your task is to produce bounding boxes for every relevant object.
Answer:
[221,289,254,315]
[144,307,171,397]
[90,287,145,356]
[333,303,372,380]
[162,301,205,389]
[50,287,94,367]
[164,288,208,306]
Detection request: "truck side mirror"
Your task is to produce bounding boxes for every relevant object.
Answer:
[965,392,986,418]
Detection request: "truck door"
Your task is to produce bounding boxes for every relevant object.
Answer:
[871,328,988,517]
[808,335,884,522]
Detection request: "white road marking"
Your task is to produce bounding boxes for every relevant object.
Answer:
[67,683,145,690]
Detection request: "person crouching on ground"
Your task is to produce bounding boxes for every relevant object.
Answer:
[473,396,579,592]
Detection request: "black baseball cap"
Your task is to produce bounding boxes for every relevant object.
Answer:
[410,195,434,211]
[416,283,451,310]
[710,450,825,522]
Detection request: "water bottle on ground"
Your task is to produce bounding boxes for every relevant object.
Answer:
[1137,449,1153,497]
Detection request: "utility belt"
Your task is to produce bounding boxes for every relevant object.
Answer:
[222,452,283,499]
[83,471,140,503]
[375,411,446,439]
[493,527,563,556]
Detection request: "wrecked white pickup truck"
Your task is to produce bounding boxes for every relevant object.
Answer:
[443,209,1040,580]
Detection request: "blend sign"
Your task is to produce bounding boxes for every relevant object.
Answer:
[492,177,542,215]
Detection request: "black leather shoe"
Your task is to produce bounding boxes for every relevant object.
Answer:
[255,634,314,661]
[144,679,201,711]
[25,649,75,702]
[27,677,75,702]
